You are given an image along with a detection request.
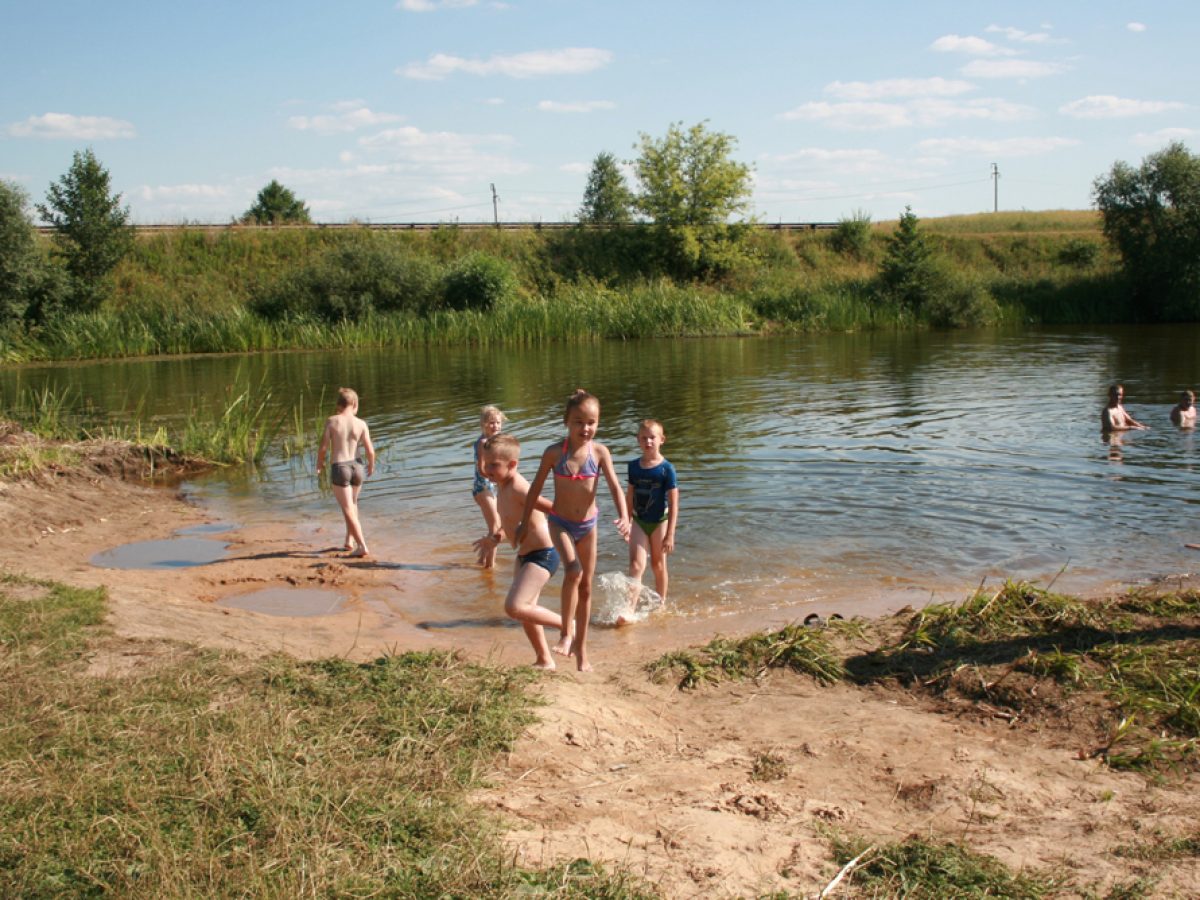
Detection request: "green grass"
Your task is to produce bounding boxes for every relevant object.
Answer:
[647,621,844,689]
[825,833,1061,899]
[0,573,654,898]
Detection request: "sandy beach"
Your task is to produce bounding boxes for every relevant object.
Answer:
[2,447,1197,897]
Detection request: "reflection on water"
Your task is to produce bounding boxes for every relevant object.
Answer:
[11,325,1200,618]
[90,537,230,570]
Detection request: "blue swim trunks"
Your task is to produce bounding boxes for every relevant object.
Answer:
[518,546,560,576]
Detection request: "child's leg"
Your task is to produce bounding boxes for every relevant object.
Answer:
[620,526,651,623]
[345,481,365,549]
[504,560,559,668]
[571,530,599,672]
[647,523,668,599]
[473,492,501,568]
[333,484,368,555]
[550,524,579,656]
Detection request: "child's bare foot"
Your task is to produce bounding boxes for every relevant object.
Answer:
[575,657,593,672]
[551,636,573,657]
[348,547,369,559]
[531,659,556,671]
[615,607,636,626]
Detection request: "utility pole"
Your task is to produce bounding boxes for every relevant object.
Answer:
[991,163,1000,213]
[490,183,499,228]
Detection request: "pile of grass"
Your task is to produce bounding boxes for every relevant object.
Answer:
[647,621,845,689]
[0,573,651,897]
[852,582,1200,772]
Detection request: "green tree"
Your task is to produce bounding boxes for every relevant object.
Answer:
[0,181,40,324]
[631,121,754,277]
[578,151,633,224]
[242,180,311,225]
[879,206,937,313]
[1093,141,1200,320]
[36,148,132,313]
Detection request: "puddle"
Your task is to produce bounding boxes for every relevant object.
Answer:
[217,587,348,618]
[174,522,238,536]
[91,537,230,570]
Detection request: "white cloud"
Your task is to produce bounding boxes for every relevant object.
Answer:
[7,112,136,140]
[985,24,1061,44]
[138,183,231,201]
[961,58,1068,78]
[1127,22,1147,33]
[559,162,592,174]
[1132,127,1197,146]
[930,34,1016,56]
[1060,95,1186,118]
[917,136,1079,157]
[354,125,527,177]
[400,47,612,80]
[778,97,1032,130]
[397,0,478,11]
[825,77,974,100]
[288,105,403,135]
[537,99,615,113]
[482,97,505,106]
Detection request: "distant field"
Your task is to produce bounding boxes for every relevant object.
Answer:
[916,209,1101,235]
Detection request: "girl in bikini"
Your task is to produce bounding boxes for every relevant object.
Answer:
[516,389,630,671]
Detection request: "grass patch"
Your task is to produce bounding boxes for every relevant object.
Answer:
[647,622,843,689]
[826,833,1061,898]
[0,574,652,897]
[1114,828,1200,861]
[847,582,1200,773]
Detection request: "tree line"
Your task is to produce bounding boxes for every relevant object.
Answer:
[2,126,1199,328]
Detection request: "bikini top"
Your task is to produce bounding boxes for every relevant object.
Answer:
[553,439,599,480]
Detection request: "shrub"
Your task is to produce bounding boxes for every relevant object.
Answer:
[440,252,517,311]
[830,210,874,259]
[1058,237,1101,268]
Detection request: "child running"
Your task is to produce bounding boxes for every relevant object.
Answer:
[473,434,562,669]
[620,419,679,624]
[516,389,630,671]
[472,405,507,568]
[316,387,376,558]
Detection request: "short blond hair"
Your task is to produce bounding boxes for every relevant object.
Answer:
[638,418,665,438]
[336,387,359,410]
[482,433,520,460]
[480,404,508,425]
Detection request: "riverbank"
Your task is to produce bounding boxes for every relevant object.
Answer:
[1,211,1128,365]
[2,432,1197,896]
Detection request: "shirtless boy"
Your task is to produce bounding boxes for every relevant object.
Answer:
[1171,390,1196,427]
[1101,384,1148,434]
[473,434,563,669]
[316,387,376,558]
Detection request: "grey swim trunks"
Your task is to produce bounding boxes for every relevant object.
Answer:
[330,461,365,487]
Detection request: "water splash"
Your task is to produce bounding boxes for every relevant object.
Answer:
[593,571,665,625]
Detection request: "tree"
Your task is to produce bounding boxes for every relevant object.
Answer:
[879,206,938,313]
[578,151,633,224]
[630,121,754,277]
[0,180,40,324]
[1093,141,1200,320]
[242,180,311,225]
[36,148,132,313]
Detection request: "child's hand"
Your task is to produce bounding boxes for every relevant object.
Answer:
[663,532,675,554]
[614,516,631,541]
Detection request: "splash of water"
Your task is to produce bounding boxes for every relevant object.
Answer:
[592,571,665,625]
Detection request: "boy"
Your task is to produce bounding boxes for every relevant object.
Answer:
[473,434,563,669]
[316,387,376,558]
[621,419,678,624]
[1171,390,1196,427]
[1101,383,1148,433]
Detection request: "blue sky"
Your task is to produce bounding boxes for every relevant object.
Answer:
[3,1,1196,225]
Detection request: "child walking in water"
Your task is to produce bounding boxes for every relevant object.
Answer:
[473,434,562,669]
[517,389,630,671]
[316,387,376,558]
[620,419,679,624]
[472,405,507,568]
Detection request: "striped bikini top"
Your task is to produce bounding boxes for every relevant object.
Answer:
[553,439,599,480]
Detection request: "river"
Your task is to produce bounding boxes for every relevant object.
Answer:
[5,325,1200,636]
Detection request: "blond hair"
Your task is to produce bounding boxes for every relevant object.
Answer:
[638,418,665,438]
[480,404,508,425]
[336,387,359,410]
[482,433,520,459]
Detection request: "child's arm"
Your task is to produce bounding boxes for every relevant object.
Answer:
[514,448,553,545]
[361,421,376,475]
[598,445,630,539]
[664,487,679,554]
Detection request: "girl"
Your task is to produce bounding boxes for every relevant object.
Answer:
[516,389,630,671]
[472,405,507,568]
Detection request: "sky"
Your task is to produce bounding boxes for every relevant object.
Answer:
[2,1,1196,225]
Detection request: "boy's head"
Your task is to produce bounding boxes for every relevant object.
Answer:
[1182,390,1195,407]
[336,387,359,411]
[481,433,520,483]
[637,418,666,452]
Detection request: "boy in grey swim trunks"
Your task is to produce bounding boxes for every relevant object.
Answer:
[473,434,562,669]
[317,387,376,558]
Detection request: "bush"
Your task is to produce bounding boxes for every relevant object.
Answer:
[830,210,874,259]
[440,252,517,311]
[922,270,999,328]
[1058,237,1101,268]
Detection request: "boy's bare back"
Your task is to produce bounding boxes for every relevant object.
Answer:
[497,473,553,555]
[323,412,369,465]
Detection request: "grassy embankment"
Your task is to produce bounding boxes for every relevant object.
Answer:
[0,211,1125,364]
[0,573,652,897]
[653,581,1200,898]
